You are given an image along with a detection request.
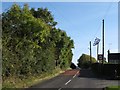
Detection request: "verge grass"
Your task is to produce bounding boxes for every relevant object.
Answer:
[105,86,120,90]
[2,68,68,88]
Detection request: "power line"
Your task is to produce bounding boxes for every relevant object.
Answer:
[90,2,113,43]
[91,22,101,42]
[103,2,114,20]
[49,3,113,55]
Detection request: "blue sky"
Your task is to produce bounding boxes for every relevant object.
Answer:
[2,2,118,65]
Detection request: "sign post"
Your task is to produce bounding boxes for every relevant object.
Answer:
[98,54,103,62]
[93,37,100,62]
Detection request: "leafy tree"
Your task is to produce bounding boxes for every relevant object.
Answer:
[77,54,97,69]
[30,7,57,27]
[2,3,74,82]
[2,4,51,78]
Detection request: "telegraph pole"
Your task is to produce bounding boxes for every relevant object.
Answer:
[97,44,99,62]
[90,41,92,64]
[93,37,100,62]
[102,19,104,64]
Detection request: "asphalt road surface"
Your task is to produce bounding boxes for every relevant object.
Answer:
[27,69,120,90]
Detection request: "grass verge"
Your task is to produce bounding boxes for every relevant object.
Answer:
[105,86,120,90]
[2,68,69,89]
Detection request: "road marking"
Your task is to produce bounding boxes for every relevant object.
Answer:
[77,71,79,74]
[73,71,79,78]
[58,88,62,90]
[73,74,76,78]
[65,79,71,85]
[59,70,79,89]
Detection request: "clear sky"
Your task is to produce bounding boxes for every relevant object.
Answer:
[2,2,118,65]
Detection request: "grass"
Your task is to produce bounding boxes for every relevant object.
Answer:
[105,86,120,90]
[2,67,69,89]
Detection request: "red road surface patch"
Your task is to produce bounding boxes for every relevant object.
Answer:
[62,69,79,76]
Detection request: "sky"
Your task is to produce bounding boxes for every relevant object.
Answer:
[118,2,120,53]
[2,2,118,65]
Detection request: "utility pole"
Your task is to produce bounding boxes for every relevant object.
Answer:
[90,41,92,64]
[93,37,100,62]
[102,19,104,64]
[97,44,99,62]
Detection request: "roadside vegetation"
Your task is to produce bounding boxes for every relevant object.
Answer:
[2,4,74,88]
[2,68,65,88]
[105,86,120,90]
[70,62,77,69]
[77,54,97,69]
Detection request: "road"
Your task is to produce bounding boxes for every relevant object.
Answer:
[27,69,119,90]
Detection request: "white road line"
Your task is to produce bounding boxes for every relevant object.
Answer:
[73,74,76,78]
[63,70,80,87]
[65,79,71,85]
[73,71,79,78]
[77,71,79,74]
[58,88,62,90]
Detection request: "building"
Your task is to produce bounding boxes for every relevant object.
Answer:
[108,50,120,64]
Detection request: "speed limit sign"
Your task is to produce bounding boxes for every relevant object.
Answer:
[98,54,103,60]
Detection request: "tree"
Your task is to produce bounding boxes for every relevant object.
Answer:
[2,3,74,81]
[30,7,57,27]
[77,54,97,69]
[2,4,52,78]
[70,62,76,69]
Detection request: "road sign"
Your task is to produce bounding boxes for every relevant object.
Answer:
[98,54,103,60]
[93,37,100,46]
[98,54,106,61]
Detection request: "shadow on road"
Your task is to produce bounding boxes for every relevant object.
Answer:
[78,69,101,79]
[78,69,120,80]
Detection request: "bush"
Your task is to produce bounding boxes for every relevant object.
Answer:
[2,4,74,81]
[91,63,120,79]
[77,54,97,69]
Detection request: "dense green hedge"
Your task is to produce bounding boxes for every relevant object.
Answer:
[2,4,74,80]
[91,63,120,78]
[77,54,97,69]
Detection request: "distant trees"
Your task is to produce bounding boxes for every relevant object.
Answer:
[2,4,74,80]
[30,7,57,27]
[77,54,97,69]
[70,62,76,69]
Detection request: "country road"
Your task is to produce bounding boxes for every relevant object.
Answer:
[27,69,119,90]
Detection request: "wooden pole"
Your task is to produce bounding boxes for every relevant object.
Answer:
[90,41,92,64]
[97,44,99,62]
[102,19,104,64]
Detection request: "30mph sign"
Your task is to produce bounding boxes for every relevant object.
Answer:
[98,54,103,60]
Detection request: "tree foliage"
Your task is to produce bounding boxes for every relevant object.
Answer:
[77,54,97,68]
[70,62,76,69]
[2,4,74,80]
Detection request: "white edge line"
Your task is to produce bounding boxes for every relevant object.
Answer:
[73,71,79,78]
[73,74,76,78]
[64,71,79,86]
[58,88,62,90]
[65,79,71,85]
[77,71,79,74]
